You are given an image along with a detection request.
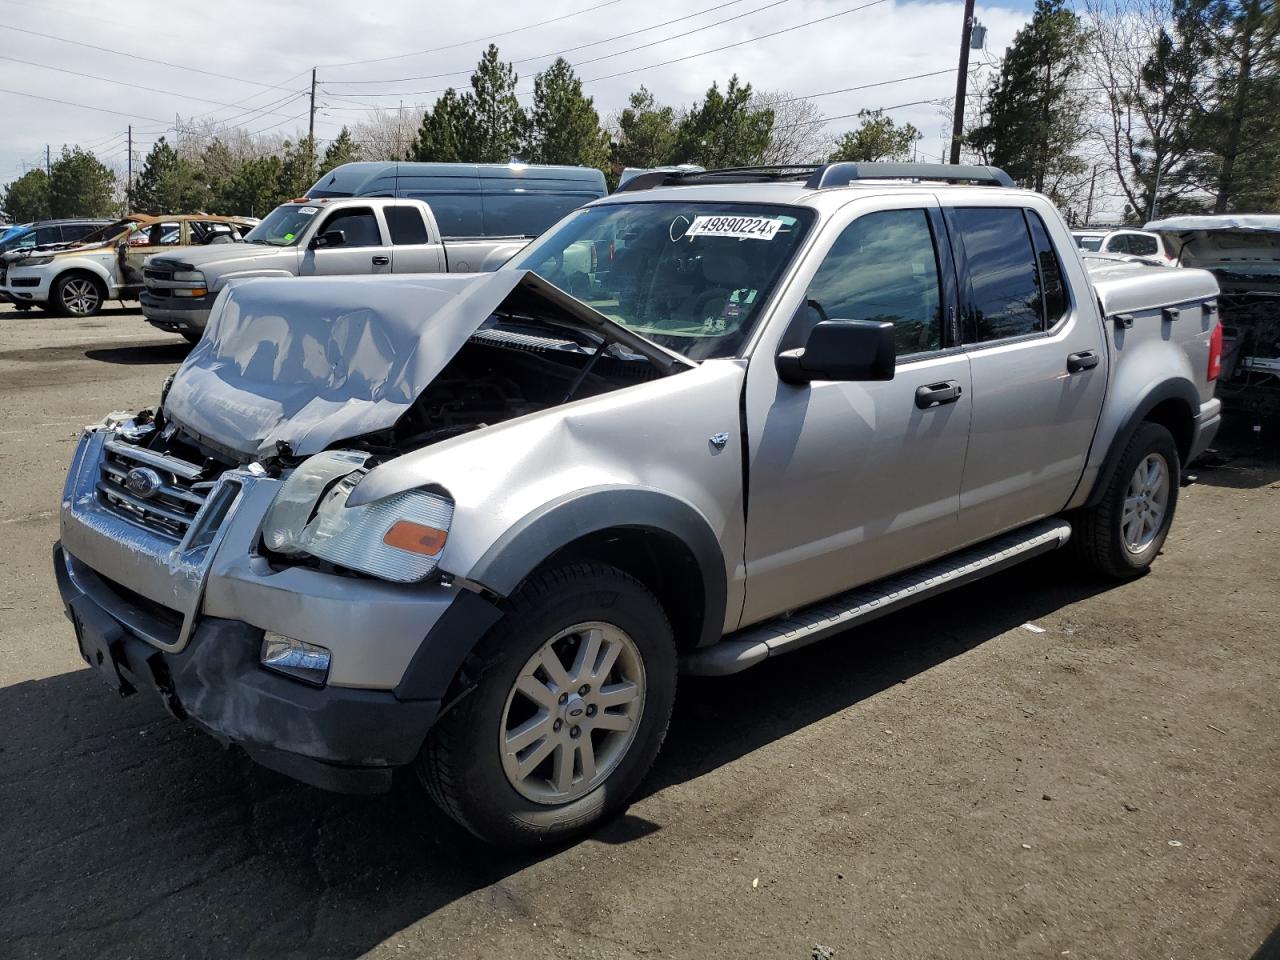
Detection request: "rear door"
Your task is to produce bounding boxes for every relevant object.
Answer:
[300,205,394,276]
[742,196,974,623]
[941,201,1108,544]
[385,204,446,273]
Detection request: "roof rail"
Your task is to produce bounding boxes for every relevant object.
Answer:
[614,162,1015,192]
[805,162,1014,189]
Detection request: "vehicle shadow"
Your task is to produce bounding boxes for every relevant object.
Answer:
[1192,418,1280,490]
[0,558,1119,959]
[84,341,192,365]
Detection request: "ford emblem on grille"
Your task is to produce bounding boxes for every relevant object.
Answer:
[124,466,163,499]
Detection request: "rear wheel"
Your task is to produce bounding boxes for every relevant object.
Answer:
[52,273,105,317]
[1071,421,1179,578]
[418,563,676,846]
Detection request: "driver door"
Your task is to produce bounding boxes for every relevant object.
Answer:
[740,196,973,625]
[300,206,394,276]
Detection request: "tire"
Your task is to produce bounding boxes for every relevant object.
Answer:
[418,563,677,846]
[1071,421,1180,578]
[51,272,105,318]
[180,331,201,344]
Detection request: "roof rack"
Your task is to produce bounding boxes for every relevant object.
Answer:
[614,161,1015,192]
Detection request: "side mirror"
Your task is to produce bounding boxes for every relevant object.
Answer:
[776,319,896,385]
[311,229,346,249]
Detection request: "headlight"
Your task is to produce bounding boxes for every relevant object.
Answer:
[19,255,53,266]
[261,450,454,583]
[173,270,205,282]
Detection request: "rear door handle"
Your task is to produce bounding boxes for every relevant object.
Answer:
[915,380,963,409]
[1067,350,1099,373]
[372,255,390,266]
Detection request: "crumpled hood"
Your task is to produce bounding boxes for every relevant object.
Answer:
[162,270,691,460]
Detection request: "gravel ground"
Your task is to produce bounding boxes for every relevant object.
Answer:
[0,304,1277,960]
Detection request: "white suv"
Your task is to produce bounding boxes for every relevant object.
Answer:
[1072,228,1171,262]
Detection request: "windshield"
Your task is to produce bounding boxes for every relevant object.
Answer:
[509,201,815,360]
[244,203,322,246]
[1075,235,1103,252]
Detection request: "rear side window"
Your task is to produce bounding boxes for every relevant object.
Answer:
[1025,212,1069,328]
[406,193,481,237]
[953,207,1042,343]
[806,209,944,356]
[63,224,98,241]
[1128,233,1159,257]
[482,192,587,238]
[386,206,430,245]
[318,208,382,247]
[1104,234,1130,254]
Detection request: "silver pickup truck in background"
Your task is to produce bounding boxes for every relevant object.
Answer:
[56,163,1222,846]
[139,197,527,341]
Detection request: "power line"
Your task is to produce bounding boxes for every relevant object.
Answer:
[779,68,957,105]
[322,0,627,69]
[0,54,308,117]
[0,87,173,124]
[0,23,303,93]
[326,0,767,86]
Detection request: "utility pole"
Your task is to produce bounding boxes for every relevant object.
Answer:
[126,126,133,215]
[45,144,52,218]
[948,0,977,165]
[1148,161,1162,223]
[1084,163,1097,225]
[309,68,317,141]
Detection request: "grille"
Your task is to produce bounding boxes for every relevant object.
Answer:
[97,439,212,539]
[143,268,173,283]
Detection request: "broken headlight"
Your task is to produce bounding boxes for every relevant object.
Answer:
[261,450,453,583]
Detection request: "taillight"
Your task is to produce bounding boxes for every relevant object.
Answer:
[1208,319,1223,380]
[590,242,598,273]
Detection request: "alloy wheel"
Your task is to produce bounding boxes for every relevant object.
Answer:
[1121,452,1169,554]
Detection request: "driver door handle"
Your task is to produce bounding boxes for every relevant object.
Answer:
[372,255,390,266]
[915,380,963,409]
[1067,350,1099,373]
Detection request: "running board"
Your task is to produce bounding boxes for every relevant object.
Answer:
[683,518,1073,677]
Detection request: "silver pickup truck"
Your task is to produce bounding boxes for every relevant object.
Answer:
[55,163,1222,846]
[139,197,527,341]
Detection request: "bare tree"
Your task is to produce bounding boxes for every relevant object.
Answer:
[749,91,833,164]
[348,105,429,161]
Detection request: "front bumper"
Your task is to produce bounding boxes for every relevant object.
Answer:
[55,428,498,792]
[3,266,53,303]
[140,289,216,333]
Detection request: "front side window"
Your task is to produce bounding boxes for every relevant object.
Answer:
[510,201,815,361]
[953,207,1043,343]
[1128,233,1159,257]
[128,222,179,246]
[386,206,430,245]
[35,226,59,245]
[1104,234,1130,254]
[805,209,943,356]
[316,208,382,247]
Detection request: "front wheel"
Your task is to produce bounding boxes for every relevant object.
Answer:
[418,563,677,846]
[1071,421,1180,578]
[52,273,105,317]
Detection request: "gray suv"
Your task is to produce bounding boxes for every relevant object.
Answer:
[54,163,1222,845]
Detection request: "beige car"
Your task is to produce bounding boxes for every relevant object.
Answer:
[1,214,256,317]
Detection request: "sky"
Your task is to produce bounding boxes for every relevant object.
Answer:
[0,0,1039,190]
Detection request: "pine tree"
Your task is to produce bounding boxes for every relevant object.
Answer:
[321,127,362,171]
[278,136,319,199]
[969,0,1088,201]
[674,76,773,168]
[217,155,284,218]
[411,88,478,162]
[2,169,50,222]
[131,137,207,213]
[526,58,609,169]
[468,44,525,162]
[48,147,116,218]
[829,110,921,162]
[610,87,679,169]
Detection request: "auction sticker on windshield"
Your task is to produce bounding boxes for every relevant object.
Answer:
[686,215,783,240]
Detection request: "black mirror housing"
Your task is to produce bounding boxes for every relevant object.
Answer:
[776,319,897,384]
[312,229,346,249]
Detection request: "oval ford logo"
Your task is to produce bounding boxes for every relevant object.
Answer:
[124,467,163,499]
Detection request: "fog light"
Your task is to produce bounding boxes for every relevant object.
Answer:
[260,632,330,686]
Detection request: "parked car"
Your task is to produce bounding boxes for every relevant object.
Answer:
[0,219,114,303]
[1,214,255,317]
[1147,214,1280,421]
[1072,227,1172,262]
[54,162,1221,846]
[141,197,534,342]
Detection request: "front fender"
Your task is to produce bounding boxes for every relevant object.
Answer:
[467,486,728,649]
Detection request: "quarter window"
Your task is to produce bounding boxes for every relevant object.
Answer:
[805,209,944,356]
[1128,233,1159,257]
[318,208,382,247]
[953,207,1042,342]
[386,206,430,245]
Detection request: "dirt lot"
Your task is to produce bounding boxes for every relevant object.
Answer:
[0,304,1276,960]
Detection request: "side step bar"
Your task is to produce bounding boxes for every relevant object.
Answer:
[683,518,1072,677]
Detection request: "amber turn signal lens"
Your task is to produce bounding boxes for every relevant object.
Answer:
[383,520,448,556]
